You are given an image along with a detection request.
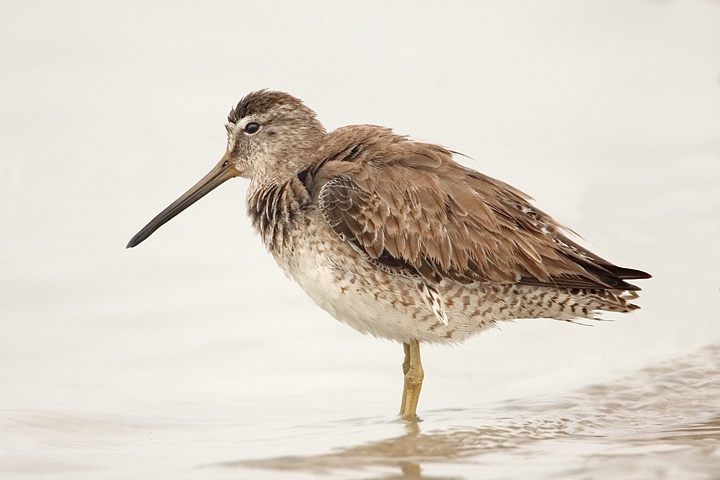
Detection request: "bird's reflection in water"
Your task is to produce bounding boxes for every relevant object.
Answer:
[221,415,580,479]
[218,344,720,479]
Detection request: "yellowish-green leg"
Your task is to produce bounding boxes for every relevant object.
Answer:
[399,340,424,421]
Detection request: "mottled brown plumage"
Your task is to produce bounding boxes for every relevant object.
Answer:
[128,90,650,421]
[309,125,646,294]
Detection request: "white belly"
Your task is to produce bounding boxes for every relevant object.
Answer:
[270,227,493,344]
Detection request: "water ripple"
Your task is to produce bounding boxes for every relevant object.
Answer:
[225,343,720,479]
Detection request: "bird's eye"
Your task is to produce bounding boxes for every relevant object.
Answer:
[244,122,260,134]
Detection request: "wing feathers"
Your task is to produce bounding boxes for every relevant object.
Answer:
[312,125,649,292]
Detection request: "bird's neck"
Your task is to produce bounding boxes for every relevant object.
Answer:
[246,174,312,255]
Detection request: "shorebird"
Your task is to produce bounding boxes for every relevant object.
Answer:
[127,90,650,421]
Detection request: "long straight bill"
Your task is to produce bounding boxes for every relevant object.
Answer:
[127,155,238,248]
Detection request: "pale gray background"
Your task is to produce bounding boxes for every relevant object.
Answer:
[2,1,719,478]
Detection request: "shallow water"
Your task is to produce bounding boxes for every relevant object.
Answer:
[3,1,720,479]
[3,344,719,479]
[235,345,720,479]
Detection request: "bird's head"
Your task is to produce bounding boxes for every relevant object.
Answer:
[225,90,326,181]
[126,90,325,248]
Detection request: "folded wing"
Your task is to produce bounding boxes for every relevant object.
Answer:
[310,126,650,292]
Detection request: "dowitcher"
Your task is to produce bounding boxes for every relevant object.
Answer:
[128,90,650,421]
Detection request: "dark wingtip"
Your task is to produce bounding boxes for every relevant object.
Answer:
[614,267,652,280]
[595,264,651,291]
[608,266,652,280]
